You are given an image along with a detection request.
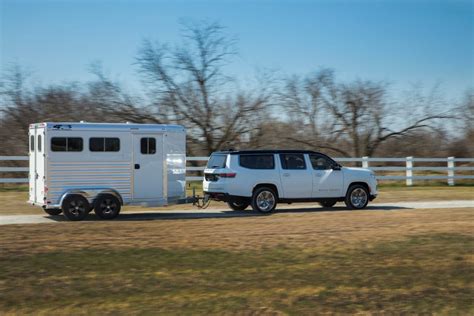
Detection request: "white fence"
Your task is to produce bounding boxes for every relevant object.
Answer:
[1,156,474,186]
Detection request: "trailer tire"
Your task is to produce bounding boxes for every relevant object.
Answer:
[62,195,90,221]
[94,194,121,220]
[43,208,62,216]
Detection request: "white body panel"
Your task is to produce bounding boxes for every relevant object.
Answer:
[28,122,186,208]
[312,169,344,198]
[203,152,378,200]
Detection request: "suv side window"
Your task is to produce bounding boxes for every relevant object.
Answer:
[310,154,334,170]
[280,153,306,170]
[239,154,274,169]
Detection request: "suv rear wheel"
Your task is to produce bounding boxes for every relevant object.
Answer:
[227,198,250,211]
[345,184,369,209]
[251,187,277,214]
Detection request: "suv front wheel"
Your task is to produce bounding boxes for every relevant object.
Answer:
[251,187,277,214]
[345,184,369,209]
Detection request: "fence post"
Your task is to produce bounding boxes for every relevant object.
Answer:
[362,156,369,169]
[447,156,455,186]
[406,156,413,186]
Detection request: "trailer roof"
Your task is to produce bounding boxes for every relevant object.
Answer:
[30,122,185,132]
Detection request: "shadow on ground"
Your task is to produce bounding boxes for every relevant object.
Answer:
[43,205,410,222]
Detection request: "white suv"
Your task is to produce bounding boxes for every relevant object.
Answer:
[203,150,377,213]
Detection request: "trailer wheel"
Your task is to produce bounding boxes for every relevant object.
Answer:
[62,195,90,221]
[43,208,62,216]
[94,194,121,220]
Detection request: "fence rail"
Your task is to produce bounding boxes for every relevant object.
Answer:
[1,156,473,186]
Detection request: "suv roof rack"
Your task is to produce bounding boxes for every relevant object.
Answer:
[215,149,318,155]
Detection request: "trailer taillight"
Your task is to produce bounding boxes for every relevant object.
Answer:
[44,185,49,193]
[219,173,237,178]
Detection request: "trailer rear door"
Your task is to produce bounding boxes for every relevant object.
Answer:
[29,125,45,204]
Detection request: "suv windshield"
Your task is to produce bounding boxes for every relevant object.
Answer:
[207,154,227,169]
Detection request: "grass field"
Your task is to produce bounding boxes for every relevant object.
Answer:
[0,206,473,314]
[0,186,473,314]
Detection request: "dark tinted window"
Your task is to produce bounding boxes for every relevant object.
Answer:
[239,154,274,169]
[51,138,67,151]
[90,138,120,152]
[30,135,34,152]
[280,153,306,170]
[37,135,42,152]
[51,137,83,152]
[140,137,156,154]
[310,154,333,170]
[67,138,83,152]
[207,154,227,168]
[105,138,120,152]
[89,138,104,151]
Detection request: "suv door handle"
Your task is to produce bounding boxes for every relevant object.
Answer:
[282,173,290,177]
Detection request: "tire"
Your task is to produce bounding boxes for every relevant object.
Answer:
[345,184,369,210]
[319,200,337,208]
[251,186,277,214]
[43,208,62,216]
[62,195,90,221]
[227,199,250,211]
[94,194,121,220]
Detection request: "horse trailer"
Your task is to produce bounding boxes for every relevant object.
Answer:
[28,122,190,220]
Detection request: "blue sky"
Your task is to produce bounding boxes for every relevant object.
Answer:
[1,0,473,100]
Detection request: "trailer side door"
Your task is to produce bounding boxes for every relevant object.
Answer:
[132,134,164,200]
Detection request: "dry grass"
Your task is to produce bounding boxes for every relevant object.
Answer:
[1,207,473,255]
[1,186,473,215]
[0,207,473,314]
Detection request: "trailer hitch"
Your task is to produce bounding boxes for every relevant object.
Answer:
[190,187,211,209]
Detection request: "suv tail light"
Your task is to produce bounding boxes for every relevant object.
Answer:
[219,173,236,178]
[205,172,237,182]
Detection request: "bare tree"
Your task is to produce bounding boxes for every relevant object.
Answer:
[136,21,270,155]
[280,69,455,157]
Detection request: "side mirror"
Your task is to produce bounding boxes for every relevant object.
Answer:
[332,164,341,171]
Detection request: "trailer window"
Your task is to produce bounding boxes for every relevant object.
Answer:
[51,137,83,152]
[51,138,67,151]
[89,138,120,152]
[105,138,120,152]
[30,135,34,152]
[37,135,42,152]
[140,137,156,154]
[67,138,83,152]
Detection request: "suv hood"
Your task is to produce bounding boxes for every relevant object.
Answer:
[342,167,374,176]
